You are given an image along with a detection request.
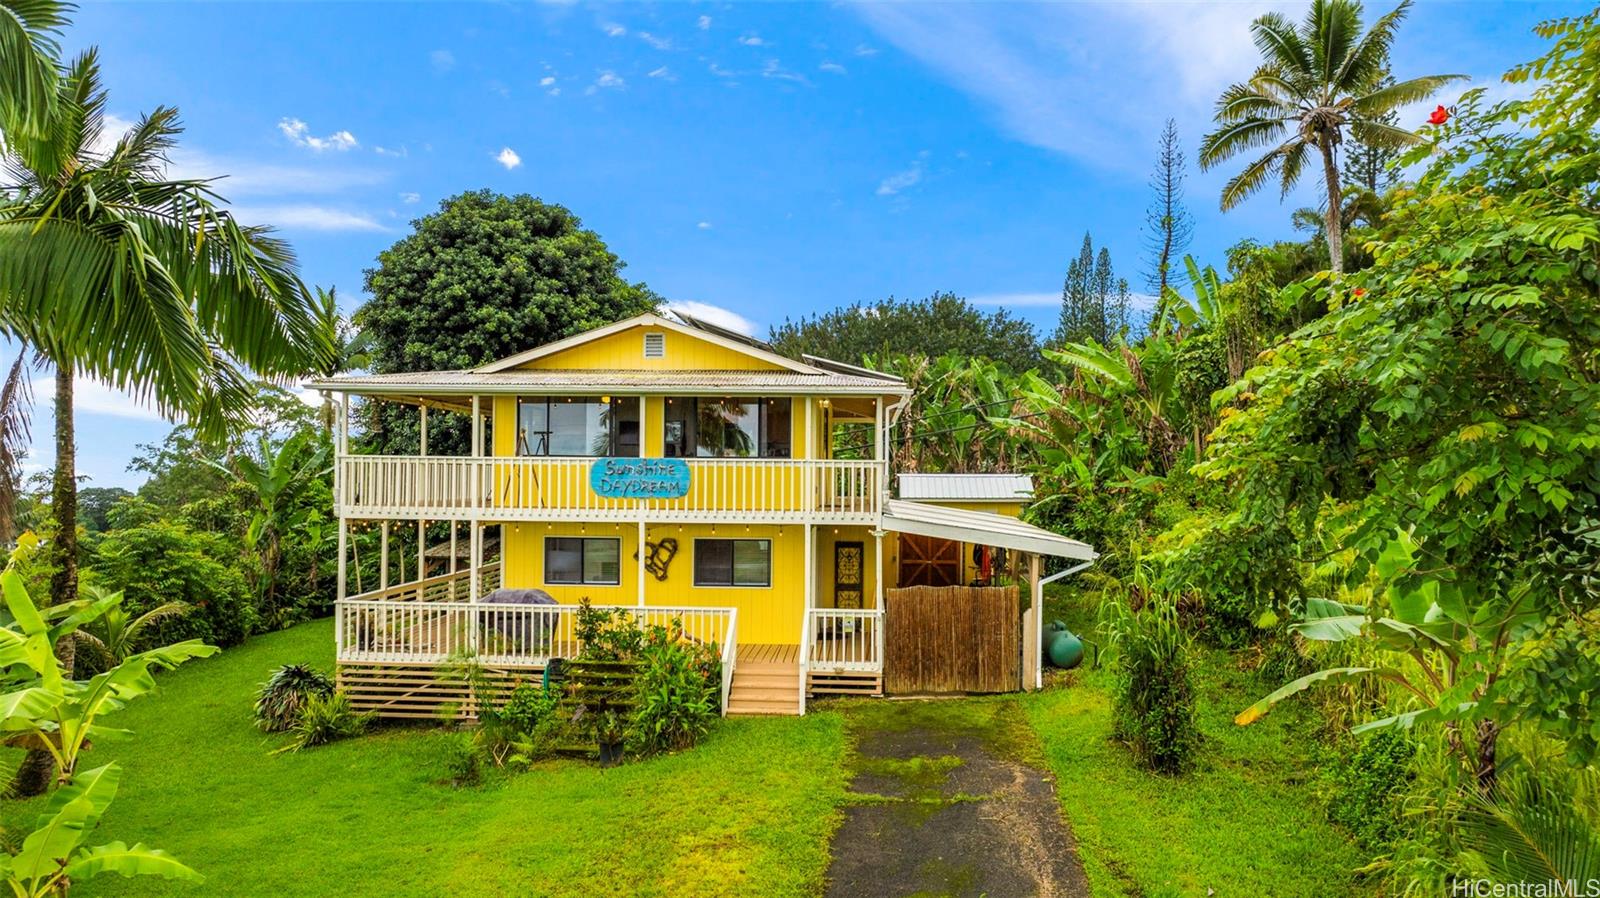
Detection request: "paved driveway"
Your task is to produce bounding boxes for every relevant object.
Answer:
[824,698,1090,898]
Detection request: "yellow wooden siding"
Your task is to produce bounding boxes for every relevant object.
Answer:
[813,525,883,610]
[513,324,788,371]
[501,521,806,644]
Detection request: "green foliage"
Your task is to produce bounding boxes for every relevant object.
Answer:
[439,730,486,787]
[90,517,256,647]
[1104,592,1200,774]
[630,624,720,756]
[1323,729,1415,849]
[1054,233,1131,347]
[573,599,645,662]
[279,690,370,752]
[499,683,567,767]
[868,353,1032,473]
[769,292,1040,373]
[254,663,335,733]
[1453,766,1600,889]
[0,762,202,897]
[356,189,658,454]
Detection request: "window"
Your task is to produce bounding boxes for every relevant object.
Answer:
[694,539,771,587]
[660,398,792,458]
[517,396,640,457]
[545,537,621,585]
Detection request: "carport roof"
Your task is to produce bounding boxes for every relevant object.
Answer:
[880,499,1097,562]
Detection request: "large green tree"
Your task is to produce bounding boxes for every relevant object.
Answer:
[769,292,1039,374]
[1052,234,1129,348]
[0,0,69,141]
[355,190,658,453]
[1199,0,1463,274]
[0,52,329,794]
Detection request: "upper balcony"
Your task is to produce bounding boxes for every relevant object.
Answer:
[335,454,884,523]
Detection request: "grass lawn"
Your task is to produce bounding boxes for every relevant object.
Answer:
[1024,587,1375,898]
[1,618,849,898]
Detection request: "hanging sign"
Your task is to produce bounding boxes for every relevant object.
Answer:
[590,457,691,499]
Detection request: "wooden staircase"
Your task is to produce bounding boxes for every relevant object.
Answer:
[726,644,801,716]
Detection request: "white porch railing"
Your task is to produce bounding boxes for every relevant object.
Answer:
[804,608,884,673]
[346,563,502,604]
[336,455,882,522]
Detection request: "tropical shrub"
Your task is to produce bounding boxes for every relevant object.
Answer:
[630,624,720,755]
[1103,593,1199,774]
[254,663,336,733]
[1323,730,1416,850]
[439,731,486,787]
[0,764,202,897]
[279,691,371,752]
[90,518,256,647]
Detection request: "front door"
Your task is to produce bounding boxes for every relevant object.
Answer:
[897,534,962,587]
[834,542,864,608]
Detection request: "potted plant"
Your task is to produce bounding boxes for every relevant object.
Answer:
[572,702,628,767]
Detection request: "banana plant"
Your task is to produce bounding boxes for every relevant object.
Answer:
[69,585,191,670]
[1,762,202,896]
[0,571,217,785]
[1155,255,1224,335]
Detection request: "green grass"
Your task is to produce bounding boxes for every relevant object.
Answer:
[1026,588,1375,898]
[1,619,849,898]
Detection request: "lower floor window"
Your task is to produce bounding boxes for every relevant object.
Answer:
[545,537,621,585]
[694,538,771,587]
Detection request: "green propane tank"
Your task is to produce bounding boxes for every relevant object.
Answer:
[1044,628,1084,669]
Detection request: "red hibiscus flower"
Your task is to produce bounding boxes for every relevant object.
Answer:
[1428,105,1449,125]
[1353,288,1367,297]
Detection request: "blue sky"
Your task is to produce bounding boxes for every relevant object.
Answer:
[5,0,1563,489]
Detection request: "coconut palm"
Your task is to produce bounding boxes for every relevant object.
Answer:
[0,0,71,141]
[1199,0,1464,274]
[0,52,330,794]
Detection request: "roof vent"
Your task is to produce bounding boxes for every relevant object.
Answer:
[643,332,666,358]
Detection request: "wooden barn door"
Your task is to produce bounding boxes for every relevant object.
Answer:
[897,534,962,587]
[883,585,1020,694]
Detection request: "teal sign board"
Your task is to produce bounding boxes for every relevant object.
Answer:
[590,458,691,499]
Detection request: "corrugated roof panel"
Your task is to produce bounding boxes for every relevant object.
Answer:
[897,473,1034,502]
[308,368,908,395]
[882,499,1096,561]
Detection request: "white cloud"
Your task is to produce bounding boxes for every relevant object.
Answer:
[697,221,712,230]
[399,191,421,203]
[707,62,736,78]
[819,61,847,75]
[374,145,408,157]
[638,31,673,50]
[430,49,456,72]
[539,76,556,86]
[603,22,625,37]
[853,43,878,57]
[738,33,765,46]
[229,205,387,232]
[495,147,522,170]
[876,154,927,196]
[277,118,359,152]
[647,66,676,82]
[665,301,758,337]
[761,59,810,85]
[163,147,387,197]
[697,15,711,30]
[29,376,166,422]
[547,87,562,97]
[594,70,625,90]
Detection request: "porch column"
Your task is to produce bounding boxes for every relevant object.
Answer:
[469,519,482,602]
[417,519,427,583]
[336,518,348,601]
[449,520,458,575]
[637,520,647,607]
[470,395,482,456]
[1026,553,1042,691]
[873,529,884,610]
[379,521,390,591]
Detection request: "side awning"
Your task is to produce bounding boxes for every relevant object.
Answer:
[880,499,1097,562]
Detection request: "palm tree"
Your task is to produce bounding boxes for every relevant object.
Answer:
[0,52,331,794]
[1199,0,1464,274]
[0,0,71,140]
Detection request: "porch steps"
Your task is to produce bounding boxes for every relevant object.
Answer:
[726,661,802,717]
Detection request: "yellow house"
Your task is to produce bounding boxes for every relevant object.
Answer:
[311,313,1095,716]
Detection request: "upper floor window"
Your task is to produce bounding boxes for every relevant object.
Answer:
[517,396,640,457]
[662,397,791,458]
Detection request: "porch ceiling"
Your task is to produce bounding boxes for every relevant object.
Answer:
[880,499,1097,562]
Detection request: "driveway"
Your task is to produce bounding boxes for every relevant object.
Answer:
[824,697,1090,898]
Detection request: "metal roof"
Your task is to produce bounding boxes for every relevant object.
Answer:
[881,499,1096,561]
[308,368,909,398]
[897,473,1034,502]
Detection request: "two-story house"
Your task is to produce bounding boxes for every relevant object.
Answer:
[311,313,1095,716]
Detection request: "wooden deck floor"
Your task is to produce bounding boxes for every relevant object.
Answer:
[738,643,799,666]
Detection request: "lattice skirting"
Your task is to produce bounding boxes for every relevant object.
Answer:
[807,671,883,697]
[337,661,546,720]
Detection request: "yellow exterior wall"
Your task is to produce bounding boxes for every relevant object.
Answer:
[813,525,884,610]
[515,324,788,372]
[501,521,806,644]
